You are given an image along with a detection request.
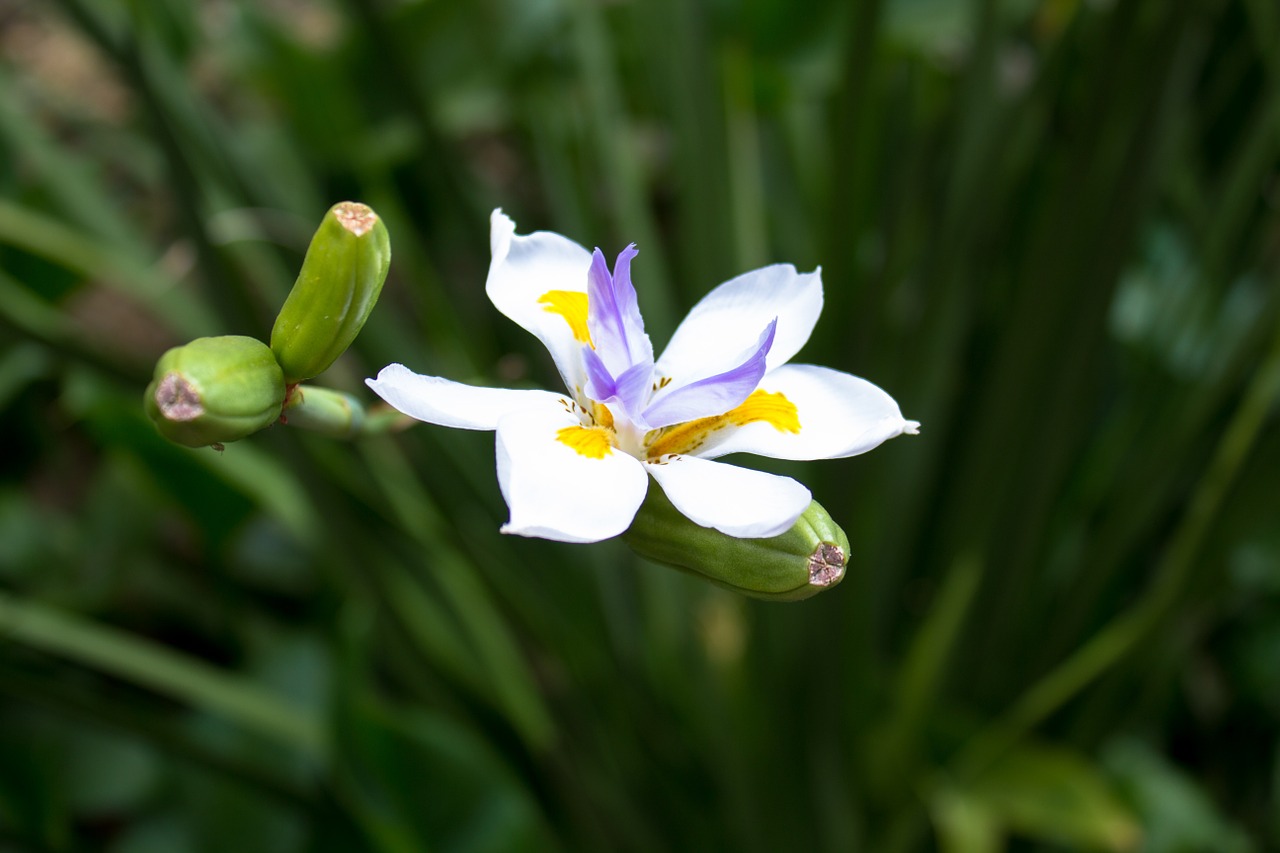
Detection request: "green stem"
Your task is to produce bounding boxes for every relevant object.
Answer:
[0,590,325,759]
[281,385,415,439]
[870,553,983,798]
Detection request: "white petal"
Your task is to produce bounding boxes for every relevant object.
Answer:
[367,363,562,430]
[696,363,918,460]
[655,264,822,381]
[486,210,594,397]
[645,455,811,538]
[496,402,648,543]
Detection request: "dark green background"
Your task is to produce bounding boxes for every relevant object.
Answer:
[0,0,1277,850]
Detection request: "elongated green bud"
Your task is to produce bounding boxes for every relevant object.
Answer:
[271,202,391,384]
[144,335,285,447]
[622,487,850,601]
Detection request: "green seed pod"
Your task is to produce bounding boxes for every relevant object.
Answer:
[622,487,851,601]
[270,201,391,385]
[144,335,286,448]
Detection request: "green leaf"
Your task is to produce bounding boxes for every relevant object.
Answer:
[950,742,1140,851]
[64,728,161,816]
[1103,739,1254,853]
[931,787,1002,853]
[108,815,198,853]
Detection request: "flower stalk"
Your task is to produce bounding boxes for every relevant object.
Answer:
[281,385,413,438]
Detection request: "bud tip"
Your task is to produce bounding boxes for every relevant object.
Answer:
[808,543,845,587]
[333,202,378,237]
[155,372,204,421]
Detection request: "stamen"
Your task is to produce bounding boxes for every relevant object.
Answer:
[592,402,614,429]
[646,389,800,459]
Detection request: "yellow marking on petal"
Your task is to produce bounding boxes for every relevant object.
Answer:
[645,390,800,459]
[557,425,615,459]
[592,401,614,429]
[729,389,801,432]
[538,290,593,346]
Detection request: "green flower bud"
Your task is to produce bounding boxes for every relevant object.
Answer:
[144,335,286,448]
[623,487,851,601]
[271,202,391,385]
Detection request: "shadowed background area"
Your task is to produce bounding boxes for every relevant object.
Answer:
[1,0,1277,850]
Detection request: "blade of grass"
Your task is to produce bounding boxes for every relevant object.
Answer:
[567,0,675,337]
[722,39,769,272]
[0,590,325,759]
[0,69,141,251]
[0,270,148,383]
[868,553,983,800]
[357,437,554,752]
[0,661,311,807]
[0,200,214,336]
[956,295,1280,777]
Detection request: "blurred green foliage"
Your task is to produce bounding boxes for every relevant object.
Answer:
[1,0,1278,850]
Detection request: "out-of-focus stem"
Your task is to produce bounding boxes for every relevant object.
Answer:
[281,385,414,439]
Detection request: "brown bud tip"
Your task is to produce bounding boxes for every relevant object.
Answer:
[155,372,204,421]
[808,543,845,587]
[332,202,378,237]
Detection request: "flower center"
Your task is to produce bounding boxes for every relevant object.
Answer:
[554,389,801,461]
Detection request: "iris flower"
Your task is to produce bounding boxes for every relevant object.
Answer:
[367,211,919,544]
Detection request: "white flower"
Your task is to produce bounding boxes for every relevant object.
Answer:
[367,211,919,544]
